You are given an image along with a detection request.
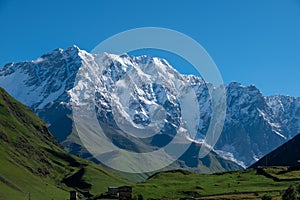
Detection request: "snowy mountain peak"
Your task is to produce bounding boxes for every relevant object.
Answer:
[0,46,87,109]
[0,45,300,168]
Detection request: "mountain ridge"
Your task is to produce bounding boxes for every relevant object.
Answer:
[1,46,299,169]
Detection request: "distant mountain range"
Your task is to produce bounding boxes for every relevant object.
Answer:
[0,46,299,169]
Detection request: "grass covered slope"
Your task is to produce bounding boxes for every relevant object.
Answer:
[0,87,130,200]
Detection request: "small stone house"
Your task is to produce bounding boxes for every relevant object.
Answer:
[117,186,132,200]
[108,186,119,196]
[103,186,132,200]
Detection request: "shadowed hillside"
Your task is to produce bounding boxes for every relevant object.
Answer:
[251,133,300,168]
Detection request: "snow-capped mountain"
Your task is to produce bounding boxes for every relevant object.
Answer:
[0,46,299,169]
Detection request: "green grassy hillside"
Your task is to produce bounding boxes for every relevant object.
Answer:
[0,87,130,200]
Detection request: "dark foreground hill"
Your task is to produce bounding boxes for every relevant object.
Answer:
[0,87,130,199]
[251,133,300,168]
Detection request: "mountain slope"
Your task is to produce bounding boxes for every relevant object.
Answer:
[0,87,130,199]
[0,46,299,168]
[251,133,300,167]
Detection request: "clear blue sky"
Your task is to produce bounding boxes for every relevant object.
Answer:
[0,0,300,96]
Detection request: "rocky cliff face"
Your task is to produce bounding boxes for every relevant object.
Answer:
[216,83,300,167]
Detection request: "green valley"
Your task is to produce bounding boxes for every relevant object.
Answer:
[133,168,300,200]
